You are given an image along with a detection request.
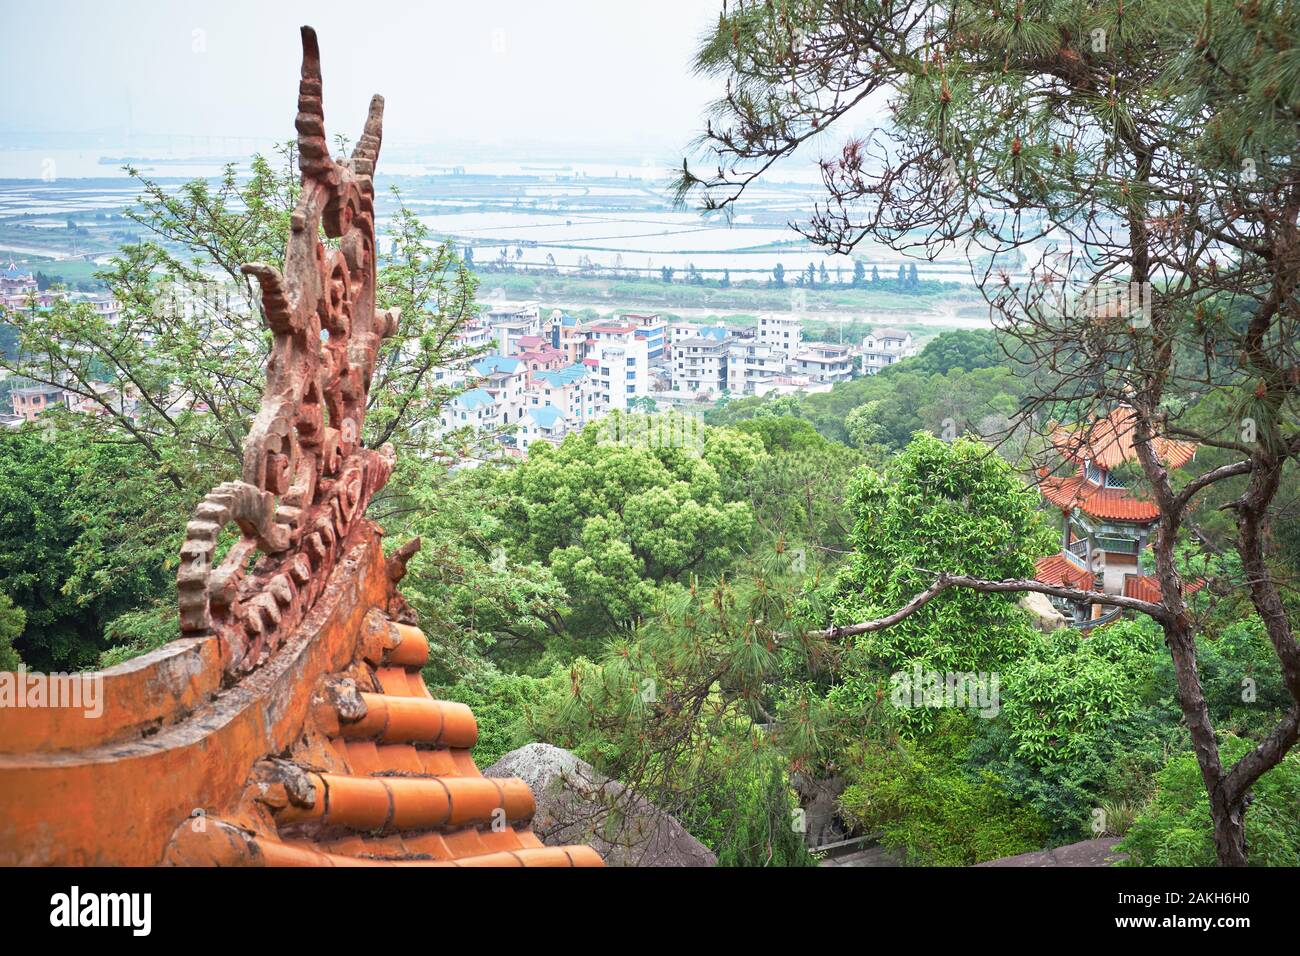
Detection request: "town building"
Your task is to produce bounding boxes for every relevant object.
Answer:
[527,363,598,424]
[672,335,731,397]
[548,312,593,364]
[591,338,649,413]
[0,262,37,295]
[791,342,855,385]
[517,404,570,453]
[757,313,802,352]
[725,338,788,395]
[861,327,916,374]
[9,385,65,422]
[469,355,527,424]
[623,312,668,361]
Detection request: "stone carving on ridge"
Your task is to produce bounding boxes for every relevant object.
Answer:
[177,26,400,678]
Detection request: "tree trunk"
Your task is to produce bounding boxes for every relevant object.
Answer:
[1210,794,1249,867]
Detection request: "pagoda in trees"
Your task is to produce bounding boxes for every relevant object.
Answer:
[1033,405,1201,623]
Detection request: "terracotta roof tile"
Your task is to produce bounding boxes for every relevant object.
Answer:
[1034,553,1097,590]
[1051,405,1197,470]
[1038,467,1163,522]
[1122,574,1206,603]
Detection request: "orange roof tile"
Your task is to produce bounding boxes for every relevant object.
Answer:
[1034,553,1097,590]
[1038,467,1163,522]
[1052,406,1197,470]
[1122,574,1206,604]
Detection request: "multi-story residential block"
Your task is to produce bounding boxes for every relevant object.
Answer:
[623,312,667,361]
[757,314,802,352]
[440,387,499,432]
[516,404,569,453]
[668,322,728,354]
[517,345,567,381]
[591,338,649,413]
[485,303,542,355]
[672,336,731,396]
[861,327,916,373]
[9,385,66,422]
[548,312,593,364]
[725,339,788,396]
[469,355,527,424]
[527,364,598,424]
[792,342,855,385]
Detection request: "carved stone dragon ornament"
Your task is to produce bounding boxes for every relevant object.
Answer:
[178,27,399,678]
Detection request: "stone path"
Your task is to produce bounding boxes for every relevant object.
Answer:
[974,837,1127,867]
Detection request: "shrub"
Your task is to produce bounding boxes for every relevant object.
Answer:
[1119,736,1300,866]
[838,714,1049,865]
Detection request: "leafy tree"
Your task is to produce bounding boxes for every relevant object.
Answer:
[852,260,865,286]
[822,434,1055,731]
[0,428,172,669]
[494,423,758,644]
[681,0,1300,865]
[0,592,25,671]
[1121,737,1300,867]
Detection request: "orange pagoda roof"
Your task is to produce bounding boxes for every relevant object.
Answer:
[1051,406,1197,470]
[1038,466,1163,522]
[0,28,601,869]
[1034,553,1096,590]
[1123,574,1206,604]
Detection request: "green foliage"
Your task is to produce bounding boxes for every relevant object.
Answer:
[96,601,180,669]
[0,591,25,671]
[999,620,1164,769]
[1120,737,1300,867]
[495,424,757,641]
[838,714,1050,866]
[828,434,1054,714]
[432,671,563,769]
[0,428,173,669]
[678,742,815,867]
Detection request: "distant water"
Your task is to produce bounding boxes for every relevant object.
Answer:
[0,148,823,186]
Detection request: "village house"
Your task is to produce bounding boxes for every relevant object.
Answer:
[861,327,916,373]
[469,355,527,424]
[517,403,570,453]
[672,335,731,397]
[9,384,66,422]
[791,342,855,385]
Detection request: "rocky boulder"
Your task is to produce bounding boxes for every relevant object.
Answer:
[1019,591,1068,633]
[484,743,716,867]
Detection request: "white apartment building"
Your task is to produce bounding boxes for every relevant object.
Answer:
[470,355,528,424]
[726,339,789,396]
[485,303,542,355]
[672,336,731,396]
[592,338,649,413]
[516,404,570,453]
[757,314,802,352]
[526,364,599,425]
[792,342,855,385]
[862,327,916,374]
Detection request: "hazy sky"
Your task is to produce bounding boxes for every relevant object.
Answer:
[2,0,730,153]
